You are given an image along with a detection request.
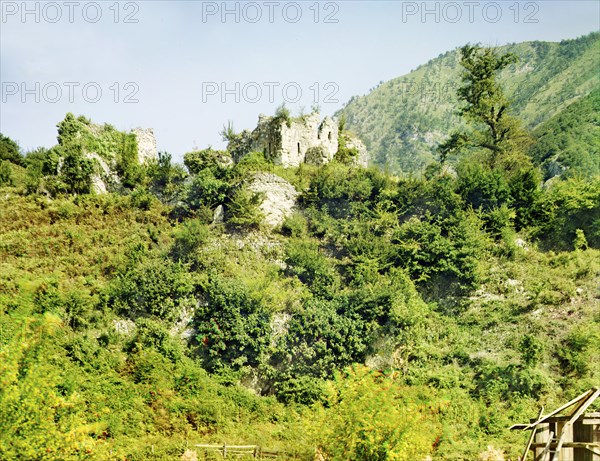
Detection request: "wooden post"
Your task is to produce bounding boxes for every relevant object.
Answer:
[573,413,600,461]
[223,444,227,458]
[556,421,574,461]
[535,423,551,461]
[574,418,590,461]
[523,408,545,461]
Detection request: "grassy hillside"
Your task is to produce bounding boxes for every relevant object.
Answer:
[338,32,600,174]
[1,131,599,459]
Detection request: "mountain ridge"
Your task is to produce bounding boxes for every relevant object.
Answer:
[337,31,600,174]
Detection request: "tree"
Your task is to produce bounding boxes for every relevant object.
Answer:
[0,133,23,166]
[438,45,529,167]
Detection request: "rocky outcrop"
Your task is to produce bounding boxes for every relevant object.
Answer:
[343,133,369,167]
[86,152,119,194]
[246,173,298,227]
[131,127,158,164]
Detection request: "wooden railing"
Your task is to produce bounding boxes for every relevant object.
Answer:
[194,444,284,459]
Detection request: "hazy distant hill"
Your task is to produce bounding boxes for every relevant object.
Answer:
[337,32,600,175]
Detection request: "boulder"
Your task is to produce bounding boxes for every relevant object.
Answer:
[246,173,298,227]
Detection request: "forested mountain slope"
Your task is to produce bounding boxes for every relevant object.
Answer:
[338,32,599,174]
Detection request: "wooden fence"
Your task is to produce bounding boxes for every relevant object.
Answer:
[194,444,284,459]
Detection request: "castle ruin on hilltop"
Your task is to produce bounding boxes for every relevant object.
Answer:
[253,112,339,167]
[231,112,368,168]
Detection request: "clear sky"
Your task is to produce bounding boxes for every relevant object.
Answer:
[1,0,599,160]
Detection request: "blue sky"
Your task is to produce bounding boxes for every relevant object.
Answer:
[1,0,599,160]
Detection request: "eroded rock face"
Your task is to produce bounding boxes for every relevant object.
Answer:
[86,152,119,194]
[344,133,369,167]
[246,173,299,227]
[131,128,158,164]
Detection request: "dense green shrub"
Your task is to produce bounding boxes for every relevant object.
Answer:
[183,148,231,176]
[536,176,600,249]
[106,258,197,321]
[315,366,440,461]
[0,133,23,166]
[456,160,511,212]
[170,218,210,262]
[195,275,270,373]
[146,151,187,202]
[226,186,264,230]
[390,211,485,296]
[0,161,13,186]
[0,315,100,460]
[272,298,369,380]
[284,239,340,298]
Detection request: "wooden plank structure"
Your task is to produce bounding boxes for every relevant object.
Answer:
[194,444,284,459]
[511,387,600,461]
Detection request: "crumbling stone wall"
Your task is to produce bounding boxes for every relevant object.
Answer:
[250,113,339,167]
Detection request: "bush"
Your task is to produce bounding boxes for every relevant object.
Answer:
[195,275,270,373]
[0,161,13,186]
[456,160,511,212]
[146,151,187,201]
[183,148,230,175]
[314,366,440,461]
[272,298,368,380]
[106,258,197,321]
[226,186,264,230]
[284,239,339,298]
[536,176,600,249]
[170,218,210,262]
[183,169,229,213]
[0,315,100,460]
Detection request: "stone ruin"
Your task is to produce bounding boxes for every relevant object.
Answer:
[88,126,157,194]
[231,112,368,168]
[253,112,338,167]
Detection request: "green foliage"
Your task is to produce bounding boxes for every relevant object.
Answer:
[59,146,96,195]
[334,132,359,165]
[456,160,511,211]
[106,257,197,321]
[226,186,264,230]
[0,315,100,460]
[145,151,187,202]
[273,298,368,381]
[339,32,599,175]
[530,88,600,179]
[280,211,308,238]
[273,103,292,127]
[284,239,339,298]
[556,325,600,381]
[0,161,13,186]
[391,211,484,296]
[316,366,440,461]
[195,275,270,373]
[232,150,272,177]
[170,218,210,262]
[2,93,600,459]
[0,133,23,165]
[519,334,544,367]
[183,148,231,176]
[536,176,600,249]
[438,44,531,168]
[54,113,143,192]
